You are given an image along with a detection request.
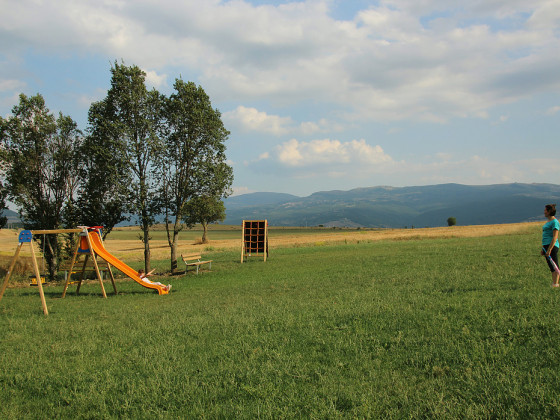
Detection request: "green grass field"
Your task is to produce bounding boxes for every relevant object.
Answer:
[1,226,560,418]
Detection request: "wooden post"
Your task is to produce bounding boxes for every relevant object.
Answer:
[29,240,48,315]
[76,254,88,295]
[0,242,23,302]
[107,265,118,295]
[263,221,268,262]
[61,235,81,298]
[241,220,246,263]
[85,231,107,298]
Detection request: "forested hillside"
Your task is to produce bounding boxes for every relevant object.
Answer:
[224,183,560,228]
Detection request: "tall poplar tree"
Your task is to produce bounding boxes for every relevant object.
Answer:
[76,99,130,238]
[88,62,163,272]
[158,79,233,273]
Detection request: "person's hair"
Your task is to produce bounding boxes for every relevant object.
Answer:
[138,269,145,274]
[545,204,557,216]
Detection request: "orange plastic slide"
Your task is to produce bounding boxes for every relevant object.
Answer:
[88,231,169,295]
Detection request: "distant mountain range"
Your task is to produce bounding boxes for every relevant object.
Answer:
[223,183,560,228]
[3,183,558,229]
[1,208,20,225]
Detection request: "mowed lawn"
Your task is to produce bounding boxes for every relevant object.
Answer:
[1,227,560,418]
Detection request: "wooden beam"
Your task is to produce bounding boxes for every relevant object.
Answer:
[29,241,48,315]
[61,234,82,298]
[30,229,83,235]
[0,242,23,302]
[85,232,107,298]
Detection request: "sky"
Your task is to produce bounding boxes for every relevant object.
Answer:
[1,0,559,197]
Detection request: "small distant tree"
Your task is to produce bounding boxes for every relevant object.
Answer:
[447,217,457,226]
[184,196,226,244]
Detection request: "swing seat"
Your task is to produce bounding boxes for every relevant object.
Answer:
[29,275,46,286]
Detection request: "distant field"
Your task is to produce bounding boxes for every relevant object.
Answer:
[1,222,559,417]
[1,222,539,268]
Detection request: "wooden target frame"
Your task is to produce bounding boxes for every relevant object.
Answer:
[241,220,268,263]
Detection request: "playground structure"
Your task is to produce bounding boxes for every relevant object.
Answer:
[0,226,169,316]
[241,220,268,262]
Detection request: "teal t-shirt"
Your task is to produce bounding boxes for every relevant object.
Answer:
[542,218,560,247]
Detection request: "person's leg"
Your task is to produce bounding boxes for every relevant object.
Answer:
[552,272,559,287]
[552,247,559,287]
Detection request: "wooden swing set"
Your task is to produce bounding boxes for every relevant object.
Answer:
[0,227,117,316]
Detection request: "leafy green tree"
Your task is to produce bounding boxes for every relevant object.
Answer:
[89,62,164,272]
[76,99,130,238]
[447,217,457,226]
[0,93,83,279]
[184,196,226,244]
[158,79,233,272]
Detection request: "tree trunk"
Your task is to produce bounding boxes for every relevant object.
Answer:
[170,217,183,274]
[201,222,208,244]
[143,225,151,273]
[44,236,58,282]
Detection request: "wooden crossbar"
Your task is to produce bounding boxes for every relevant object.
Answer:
[29,229,83,234]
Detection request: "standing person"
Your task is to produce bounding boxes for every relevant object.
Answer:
[541,204,560,287]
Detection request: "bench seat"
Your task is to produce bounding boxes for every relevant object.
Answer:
[181,254,212,275]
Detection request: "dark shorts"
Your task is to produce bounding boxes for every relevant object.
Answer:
[543,245,559,272]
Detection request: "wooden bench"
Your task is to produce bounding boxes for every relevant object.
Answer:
[181,253,212,275]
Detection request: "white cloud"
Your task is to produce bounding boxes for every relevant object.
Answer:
[1,0,559,123]
[277,138,304,166]
[249,144,560,188]
[223,106,337,135]
[224,106,292,135]
[527,0,560,29]
[144,69,167,89]
[231,186,252,196]
[1,0,559,197]
[275,138,394,168]
[389,154,560,186]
